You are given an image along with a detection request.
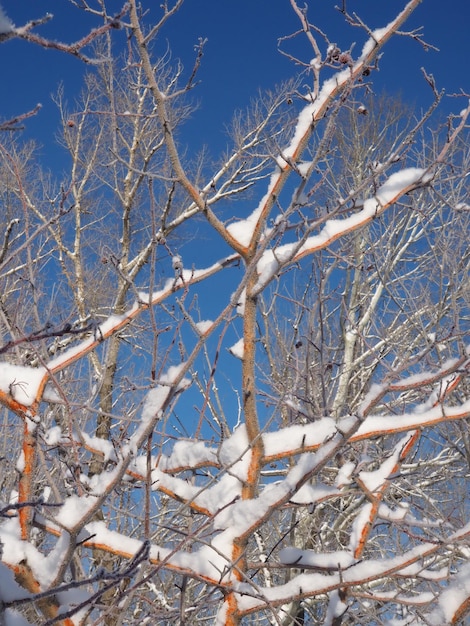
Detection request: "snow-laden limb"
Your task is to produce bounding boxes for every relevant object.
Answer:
[47,364,193,534]
[195,319,214,334]
[2,1,469,623]
[289,481,339,505]
[424,562,470,625]
[228,338,244,359]
[124,393,469,472]
[0,253,237,412]
[357,432,416,494]
[226,169,280,247]
[80,520,234,584]
[262,418,337,460]
[350,432,420,557]
[355,399,470,440]
[53,494,100,530]
[256,167,427,290]
[349,502,374,555]
[137,364,190,427]
[223,1,424,256]
[80,431,115,463]
[0,515,72,603]
[358,351,470,417]
[57,515,467,618]
[279,547,356,570]
[150,467,240,516]
[0,363,46,407]
[157,439,218,472]
[388,353,468,394]
[145,426,250,516]
[215,432,352,538]
[236,523,470,616]
[376,502,444,530]
[79,429,217,474]
[259,399,470,464]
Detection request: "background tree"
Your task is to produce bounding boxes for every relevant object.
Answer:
[0,1,469,625]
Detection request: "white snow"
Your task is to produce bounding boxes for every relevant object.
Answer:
[0,518,25,566]
[15,452,25,473]
[460,105,470,118]
[141,385,170,423]
[47,335,97,372]
[263,419,337,458]
[83,519,233,583]
[0,516,64,593]
[357,433,413,493]
[141,363,191,424]
[360,25,390,58]
[356,398,470,439]
[335,461,356,488]
[54,494,99,528]
[81,431,115,462]
[37,532,71,589]
[279,547,356,570]
[44,425,62,446]
[0,363,46,406]
[349,502,373,552]
[152,466,241,516]
[358,382,386,416]
[138,255,239,305]
[417,559,470,624]
[195,319,213,333]
[374,167,425,204]
[218,424,251,481]
[97,313,127,336]
[172,254,183,271]
[226,169,280,247]
[233,288,246,315]
[255,167,426,289]
[236,539,447,613]
[289,481,338,505]
[225,52,381,251]
[148,434,247,517]
[325,590,349,623]
[0,4,13,33]
[159,440,217,471]
[437,562,470,623]
[228,338,244,359]
[88,465,123,496]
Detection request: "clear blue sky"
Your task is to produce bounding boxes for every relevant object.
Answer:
[0,0,468,167]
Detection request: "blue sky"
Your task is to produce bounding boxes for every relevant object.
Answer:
[1,0,468,168]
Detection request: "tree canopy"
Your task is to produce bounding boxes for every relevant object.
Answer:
[0,2,469,625]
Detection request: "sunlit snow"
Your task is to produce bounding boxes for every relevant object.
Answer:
[0,363,46,406]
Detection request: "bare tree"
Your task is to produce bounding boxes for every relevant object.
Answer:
[0,1,469,625]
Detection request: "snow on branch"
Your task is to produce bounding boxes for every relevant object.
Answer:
[0,254,239,411]
[256,167,428,290]
[224,0,424,256]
